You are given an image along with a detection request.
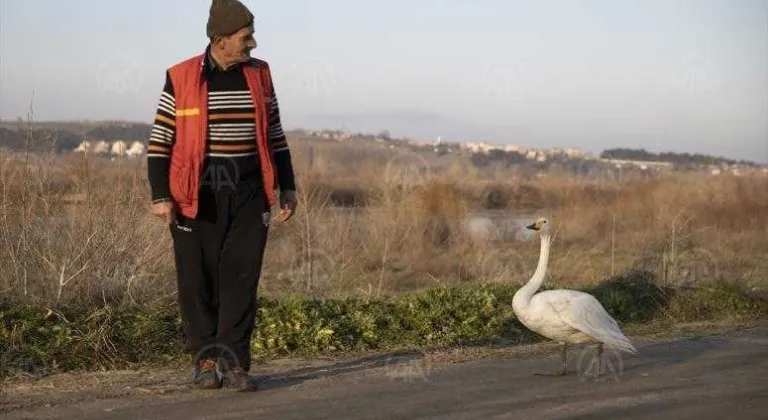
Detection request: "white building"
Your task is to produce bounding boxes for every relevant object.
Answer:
[125,141,146,157]
[111,140,127,156]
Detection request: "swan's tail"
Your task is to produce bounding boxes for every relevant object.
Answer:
[600,330,637,355]
[590,298,638,355]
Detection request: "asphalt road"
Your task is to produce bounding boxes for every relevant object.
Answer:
[5,324,768,420]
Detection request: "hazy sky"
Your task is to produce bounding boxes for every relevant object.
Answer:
[1,0,767,162]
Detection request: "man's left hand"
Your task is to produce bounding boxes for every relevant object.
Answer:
[277,189,297,222]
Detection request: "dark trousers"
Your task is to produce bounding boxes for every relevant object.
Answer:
[170,182,269,372]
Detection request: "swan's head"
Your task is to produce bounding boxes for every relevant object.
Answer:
[525,217,550,234]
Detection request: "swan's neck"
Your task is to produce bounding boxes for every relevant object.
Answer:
[513,233,551,310]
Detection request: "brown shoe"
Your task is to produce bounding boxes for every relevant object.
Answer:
[222,367,258,392]
[193,358,222,389]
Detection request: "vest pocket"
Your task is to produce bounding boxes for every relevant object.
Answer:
[169,160,192,205]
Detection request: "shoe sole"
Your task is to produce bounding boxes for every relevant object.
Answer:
[195,382,223,390]
[223,378,259,392]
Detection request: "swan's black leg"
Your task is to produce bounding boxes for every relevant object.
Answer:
[562,342,568,375]
[595,343,603,380]
[534,343,568,377]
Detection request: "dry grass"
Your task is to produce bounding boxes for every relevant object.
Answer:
[1,135,766,309]
[0,151,177,308]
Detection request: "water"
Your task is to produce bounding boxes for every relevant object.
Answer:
[462,210,538,243]
[326,206,538,243]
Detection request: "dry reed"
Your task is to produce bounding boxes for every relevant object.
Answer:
[1,134,766,309]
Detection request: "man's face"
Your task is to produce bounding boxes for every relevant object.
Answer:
[217,24,257,64]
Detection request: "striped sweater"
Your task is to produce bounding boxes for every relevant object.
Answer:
[147,47,295,203]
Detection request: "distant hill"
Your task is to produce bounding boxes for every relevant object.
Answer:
[600,148,759,167]
[0,126,83,152]
[1,120,763,172]
[293,110,504,142]
[0,121,151,152]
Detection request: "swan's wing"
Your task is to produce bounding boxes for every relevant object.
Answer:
[538,290,637,354]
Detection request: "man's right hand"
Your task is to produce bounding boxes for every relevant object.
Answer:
[151,200,176,224]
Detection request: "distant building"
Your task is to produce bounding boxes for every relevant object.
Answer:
[72,140,145,158]
[125,141,145,157]
[111,140,127,156]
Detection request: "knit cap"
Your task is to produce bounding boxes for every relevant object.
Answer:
[206,0,254,38]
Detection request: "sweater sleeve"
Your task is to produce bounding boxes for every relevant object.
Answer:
[268,90,297,192]
[146,71,176,203]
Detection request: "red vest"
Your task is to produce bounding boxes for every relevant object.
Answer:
[166,54,278,218]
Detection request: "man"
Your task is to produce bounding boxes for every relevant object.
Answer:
[146,0,297,392]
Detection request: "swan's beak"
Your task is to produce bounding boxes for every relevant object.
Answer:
[526,223,539,231]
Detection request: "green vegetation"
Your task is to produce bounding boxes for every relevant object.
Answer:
[3,274,765,378]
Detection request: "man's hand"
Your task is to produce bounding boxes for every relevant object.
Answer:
[277,190,297,222]
[151,200,177,224]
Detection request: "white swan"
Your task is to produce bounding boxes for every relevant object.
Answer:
[512,217,637,377]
